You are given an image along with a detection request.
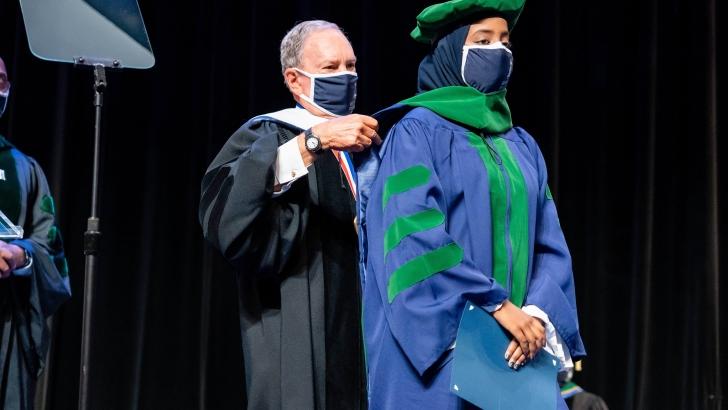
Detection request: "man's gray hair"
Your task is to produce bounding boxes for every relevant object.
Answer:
[280,20,343,74]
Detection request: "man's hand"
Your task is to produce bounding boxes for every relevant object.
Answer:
[492,300,546,365]
[0,240,27,279]
[313,114,381,152]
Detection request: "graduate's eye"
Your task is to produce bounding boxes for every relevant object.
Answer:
[474,38,491,45]
[503,41,513,49]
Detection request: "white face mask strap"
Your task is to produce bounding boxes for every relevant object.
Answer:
[293,68,317,100]
[463,42,511,52]
[293,67,358,79]
[0,88,8,117]
[298,93,339,117]
[461,48,470,85]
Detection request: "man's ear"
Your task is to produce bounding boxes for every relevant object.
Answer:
[284,68,303,96]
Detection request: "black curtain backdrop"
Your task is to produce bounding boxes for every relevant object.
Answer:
[0,0,724,409]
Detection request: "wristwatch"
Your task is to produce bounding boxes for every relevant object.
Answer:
[304,128,322,153]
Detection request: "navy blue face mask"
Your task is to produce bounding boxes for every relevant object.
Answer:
[295,68,358,116]
[0,89,8,118]
[461,43,513,94]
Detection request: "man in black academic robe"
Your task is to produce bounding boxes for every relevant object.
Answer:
[1,56,71,410]
[199,20,380,410]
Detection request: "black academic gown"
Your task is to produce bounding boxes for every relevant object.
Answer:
[199,119,366,410]
[0,136,71,410]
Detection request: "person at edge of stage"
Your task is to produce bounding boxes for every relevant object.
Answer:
[0,55,71,410]
[355,1,586,408]
[199,20,379,410]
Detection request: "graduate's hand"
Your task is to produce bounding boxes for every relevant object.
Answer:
[313,114,381,152]
[504,340,529,370]
[492,300,546,361]
[0,240,27,278]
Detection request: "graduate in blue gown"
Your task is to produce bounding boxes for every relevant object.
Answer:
[356,1,586,408]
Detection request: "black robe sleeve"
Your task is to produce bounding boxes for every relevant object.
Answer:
[1,156,70,410]
[11,158,71,318]
[199,120,305,275]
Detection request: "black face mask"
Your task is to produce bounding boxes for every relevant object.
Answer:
[461,43,513,94]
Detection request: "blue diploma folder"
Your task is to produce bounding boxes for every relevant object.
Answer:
[451,301,559,410]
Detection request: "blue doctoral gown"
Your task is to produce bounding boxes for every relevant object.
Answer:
[357,107,586,409]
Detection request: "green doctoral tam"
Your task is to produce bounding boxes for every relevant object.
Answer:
[411,0,527,43]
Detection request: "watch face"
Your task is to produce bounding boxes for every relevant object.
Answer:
[306,137,319,151]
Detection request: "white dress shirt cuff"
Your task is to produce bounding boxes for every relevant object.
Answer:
[274,137,309,196]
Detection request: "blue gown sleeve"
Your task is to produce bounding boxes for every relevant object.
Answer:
[372,118,509,376]
[518,128,586,359]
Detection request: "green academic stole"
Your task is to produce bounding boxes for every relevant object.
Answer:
[465,133,529,307]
